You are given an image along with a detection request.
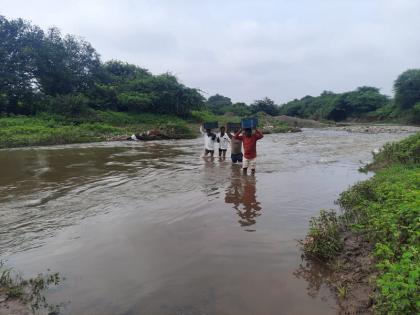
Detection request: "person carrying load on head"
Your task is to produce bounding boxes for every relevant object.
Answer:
[216,126,230,158]
[234,127,263,175]
[200,125,217,157]
[227,125,243,164]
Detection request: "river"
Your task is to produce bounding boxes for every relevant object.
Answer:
[0,129,414,314]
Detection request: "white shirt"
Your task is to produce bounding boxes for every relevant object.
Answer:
[217,133,231,150]
[200,126,216,150]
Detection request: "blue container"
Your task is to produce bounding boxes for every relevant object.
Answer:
[241,118,258,129]
[203,121,218,129]
[227,122,241,131]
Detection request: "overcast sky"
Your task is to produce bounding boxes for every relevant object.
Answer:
[1,0,420,103]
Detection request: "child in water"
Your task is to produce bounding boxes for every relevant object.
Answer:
[234,128,263,174]
[228,126,243,164]
[200,125,217,157]
[217,126,230,158]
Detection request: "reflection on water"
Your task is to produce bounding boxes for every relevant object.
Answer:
[293,259,333,299]
[225,167,262,230]
[0,129,415,315]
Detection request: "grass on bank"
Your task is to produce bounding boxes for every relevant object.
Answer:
[0,111,195,148]
[0,110,293,148]
[0,261,62,313]
[301,132,420,314]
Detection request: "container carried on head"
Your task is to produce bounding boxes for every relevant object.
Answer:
[203,121,218,130]
[227,122,241,132]
[241,117,258,129]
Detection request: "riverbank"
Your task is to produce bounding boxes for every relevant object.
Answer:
[0,262,62,315]
[301,132,420,314]
[0,111,296,148]
[0,111,195,149]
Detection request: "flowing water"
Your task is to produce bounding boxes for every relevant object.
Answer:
[0,129,414,314]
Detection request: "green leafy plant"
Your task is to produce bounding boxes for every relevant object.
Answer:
[0,261,63,313]
[301,210,343,261]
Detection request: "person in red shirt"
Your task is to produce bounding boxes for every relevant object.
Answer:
[234,128,263,174]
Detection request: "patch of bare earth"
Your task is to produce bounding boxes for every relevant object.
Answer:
[328,231,377,315]
[0,294,30,315]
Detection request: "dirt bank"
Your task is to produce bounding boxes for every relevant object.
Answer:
[0,296,30,315]
[328,231,377,314]
[297,230,377,314]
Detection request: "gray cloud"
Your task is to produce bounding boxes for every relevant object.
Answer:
[1,0,419,103]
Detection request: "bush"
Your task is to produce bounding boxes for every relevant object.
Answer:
[303,134,420,313]
[190,110,218,123]
[47,93,91,116]
[338,166,420,314]
[301,210,343,261]
[362,132,420,171]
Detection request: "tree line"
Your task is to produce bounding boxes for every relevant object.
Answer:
[206,70,420,124]
[1,15,419,123]
[278,71,420,123]
[0,16,204,117]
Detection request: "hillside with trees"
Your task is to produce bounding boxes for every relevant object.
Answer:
[278,71,420,124]
[0,16,204,118]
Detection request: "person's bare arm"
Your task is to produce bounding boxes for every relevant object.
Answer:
[234,128,243,140]
[255,129,264,139]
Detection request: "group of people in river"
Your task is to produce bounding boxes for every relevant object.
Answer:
[200,125,263,175]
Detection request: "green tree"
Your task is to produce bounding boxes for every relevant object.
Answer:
[250,97,279,116]
[394,69,420,109]
[0,16,44,114]
[206,94,232,114]
[35,28,101,96]
[231,102,251,116]
[0,16,203,117]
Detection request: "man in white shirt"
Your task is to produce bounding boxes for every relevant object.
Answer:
[200,126,216,157]
[217,126,231,158]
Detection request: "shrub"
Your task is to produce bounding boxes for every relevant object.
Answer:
[47,93,91,116]
[301,210,343,261]
[338,166,420,314]
[362,132,420,171]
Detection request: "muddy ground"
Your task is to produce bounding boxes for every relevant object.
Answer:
[296,230,377,314]
[0,295,30,315]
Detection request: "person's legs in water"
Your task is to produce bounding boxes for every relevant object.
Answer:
[242,157,256,175]
[204,149,214,157]
[250,158,257,175]
[242,157,249,175]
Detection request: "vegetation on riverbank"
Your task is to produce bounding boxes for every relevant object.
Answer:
[0,110,296,148]
[0,261,62,314]
[0,111,195,148]
[301,132,420,314]
[278,69,420,124]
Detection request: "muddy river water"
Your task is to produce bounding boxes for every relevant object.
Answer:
[0,129,414,314]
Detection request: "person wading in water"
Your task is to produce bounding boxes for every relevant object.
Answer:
[200,125,217,157]
[228,126,243,164]
[234,128,263,175]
